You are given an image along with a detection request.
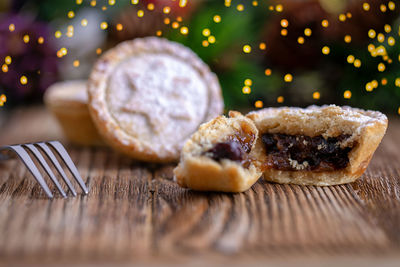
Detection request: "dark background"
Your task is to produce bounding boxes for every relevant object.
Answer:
[0,0,399,113]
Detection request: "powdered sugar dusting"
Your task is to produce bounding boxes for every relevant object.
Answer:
[106,53,208,149]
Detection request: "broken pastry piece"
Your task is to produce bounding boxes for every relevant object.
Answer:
[174,111,262,193]
[247,105,388,186]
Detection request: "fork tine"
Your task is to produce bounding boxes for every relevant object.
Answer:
[8,145,53,198]
[36,142,77,197]
[24,144,67,198]
[47,141,89,195]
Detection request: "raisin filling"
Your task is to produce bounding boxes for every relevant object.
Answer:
[204,124,256,168]
[261,133,354,172]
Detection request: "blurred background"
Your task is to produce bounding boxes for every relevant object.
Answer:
[0,0,399,113]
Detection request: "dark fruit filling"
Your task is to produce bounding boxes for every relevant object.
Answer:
[261,133,354,172]
[207,141,245,162]
[205,125,256,169]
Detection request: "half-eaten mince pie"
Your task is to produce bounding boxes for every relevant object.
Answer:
[88,37,223,162]
[247,105,388,186]
[174,111,263,193]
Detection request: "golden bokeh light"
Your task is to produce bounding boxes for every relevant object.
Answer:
[255,100,263,108]
[368,29,376,38]
[284,74,293,82]
[377,33,385,42]
[313,91,320,99]
[179,0,187,8]
[343,90,352,99]
[81,19,88,27]
[100,22,108,30]
[2,64,8,73]
[276,4,283,12]
[304,28,312,36]
[347,55,355,63]
[243,45,251,53]
[163,6,171,14]
[213,15,221,23]
[208,35,216,43]
[321,19,329,27]
[388,36,395,46]
[202,28,210,36]
[322,46,330,55]
[68,11,75,19]
[147,3,154,10]
[5,56,11,65]
[378,63,385,72]
[20,75,28,85]
[280,19,289,28]
[237,4,244,11]
[395,78,400,87]
[180,26,189,35]
[23,35,29,43]
[242,86,251,94]
[171,22,179,29]
[244,79,252,86]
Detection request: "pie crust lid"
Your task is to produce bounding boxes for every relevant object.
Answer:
[88,37,223,161]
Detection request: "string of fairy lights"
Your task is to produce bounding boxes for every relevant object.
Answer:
[0,0,399,114]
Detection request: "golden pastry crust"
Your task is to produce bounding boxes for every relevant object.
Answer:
[44,80,104,146]
[174,111,262,193]
[88,37,223,162]
[247,105,388,185]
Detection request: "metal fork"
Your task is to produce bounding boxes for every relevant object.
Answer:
[0,141,89,198]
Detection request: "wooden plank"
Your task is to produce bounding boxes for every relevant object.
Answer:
[0,107,400,264]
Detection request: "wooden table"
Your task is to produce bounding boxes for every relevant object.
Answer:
[1,107,400,265]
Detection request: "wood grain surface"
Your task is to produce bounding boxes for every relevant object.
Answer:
[0,107,400,265]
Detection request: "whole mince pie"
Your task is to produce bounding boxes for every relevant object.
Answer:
[174,111,262,193]
[247,105,388,186]
[88,37,223,163]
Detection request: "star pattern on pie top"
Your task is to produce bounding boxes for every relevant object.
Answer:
[120,69,196,134]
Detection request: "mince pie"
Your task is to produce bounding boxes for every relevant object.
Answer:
[174,111,262,192]
[44,80,104,146]
[87,37,223,162]
[247,105,388,186]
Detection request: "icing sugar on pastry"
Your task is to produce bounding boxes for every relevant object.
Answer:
[107,54,208,143]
